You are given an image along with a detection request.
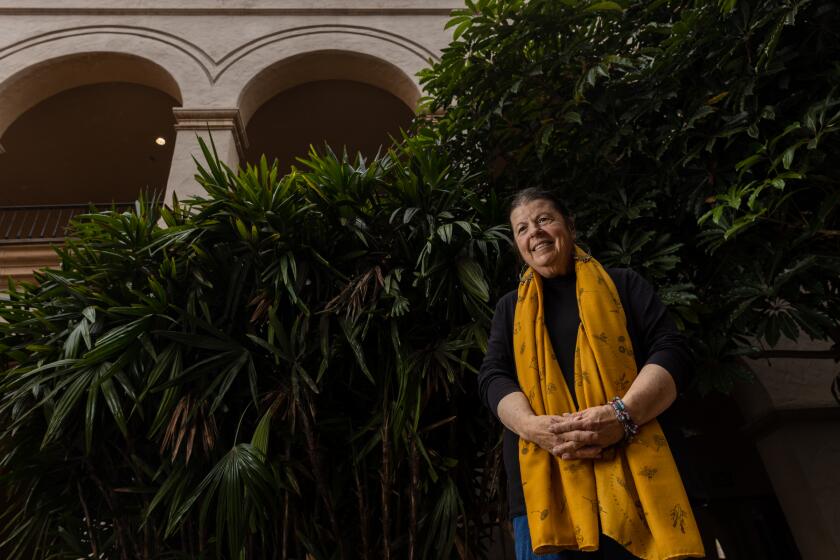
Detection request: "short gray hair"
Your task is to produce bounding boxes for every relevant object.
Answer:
[508,187,572,219]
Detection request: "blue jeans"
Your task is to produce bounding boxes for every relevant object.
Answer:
[513,516,639,560]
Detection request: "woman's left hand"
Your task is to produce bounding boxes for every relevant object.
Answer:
[547,404,624,459]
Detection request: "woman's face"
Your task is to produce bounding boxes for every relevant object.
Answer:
[510,198,575,278]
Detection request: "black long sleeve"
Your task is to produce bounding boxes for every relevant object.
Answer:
[476,267,693,517]
[478,291,522,418]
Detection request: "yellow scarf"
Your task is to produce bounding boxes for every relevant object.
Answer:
[513,247,704,559]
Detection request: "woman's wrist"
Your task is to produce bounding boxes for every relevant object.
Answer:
[515,412,539,441]
[497,392,538,440]
[609,396,639,442]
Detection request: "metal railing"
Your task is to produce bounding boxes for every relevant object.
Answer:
[0,203,133,244]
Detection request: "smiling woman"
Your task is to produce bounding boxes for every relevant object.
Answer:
[509,192,576,279]
[478,188,705,560]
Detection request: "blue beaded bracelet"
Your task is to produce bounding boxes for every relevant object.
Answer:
[609,396,639,442]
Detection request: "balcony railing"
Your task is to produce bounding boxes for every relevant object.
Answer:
[0,203,133,244]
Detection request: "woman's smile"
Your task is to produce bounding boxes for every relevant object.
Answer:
[510,199,575,278]
[531,239,553,253]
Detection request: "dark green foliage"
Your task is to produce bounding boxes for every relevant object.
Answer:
[0,137,513,559]
[419,0,840,391]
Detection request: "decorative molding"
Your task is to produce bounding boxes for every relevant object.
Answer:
[0,24,439,86]
[0,242,60,289]
[216,24,439,65]
[173,108,249,160]
[0,8,455,16]
[213,29,433,82]
[0,26,216,82]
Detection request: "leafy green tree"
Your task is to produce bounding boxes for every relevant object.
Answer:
[419,0,840,393]
[0,136,512,559]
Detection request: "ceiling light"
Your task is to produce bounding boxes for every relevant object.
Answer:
[155,137,166,146]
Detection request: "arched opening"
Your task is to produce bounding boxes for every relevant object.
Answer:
[0,82,178,206]
[0,52,182,142]
[0,53,182,248]
[244,79,414,171]
[238,50,419,172]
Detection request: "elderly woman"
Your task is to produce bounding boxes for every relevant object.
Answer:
[478,188,704,559]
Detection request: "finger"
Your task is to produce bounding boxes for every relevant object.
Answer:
[551,441,588,457]
[551,439,587,456]
[547,415,585,432]
[557,430,599,445]
[550,441,575,456]
[565,417,599,432]
[561,446,603,460]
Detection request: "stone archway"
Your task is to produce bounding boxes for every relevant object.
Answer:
[0,52,184,286]
[0,82,180,206]
[237,49,421,130]
[236,50,419,172]
[0,51,184,147]
[0,52,183,206]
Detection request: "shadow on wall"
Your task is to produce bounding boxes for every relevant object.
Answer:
[243,79,415,173]
[0,82,178,206]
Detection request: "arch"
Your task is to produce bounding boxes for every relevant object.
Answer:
[0,51,184,144]
[237,49,422,129]
[243,79,415,171]
[214,24,437,76]
[0,25,224,143]
[0,24,437,127]
[0,81,179,205]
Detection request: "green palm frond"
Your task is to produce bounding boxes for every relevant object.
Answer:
[0,134,511,558]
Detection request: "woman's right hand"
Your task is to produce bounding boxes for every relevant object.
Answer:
[520,414,567,453]
[498,392,558,450]
[498,392,600,457]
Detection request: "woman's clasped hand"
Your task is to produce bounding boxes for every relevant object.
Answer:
[523,406,625,460]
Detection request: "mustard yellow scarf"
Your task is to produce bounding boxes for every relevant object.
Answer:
[513,247,704,559]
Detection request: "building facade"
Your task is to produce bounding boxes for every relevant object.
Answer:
[0,0,456,284]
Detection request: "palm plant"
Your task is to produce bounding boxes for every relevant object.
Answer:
[0,136,514,559]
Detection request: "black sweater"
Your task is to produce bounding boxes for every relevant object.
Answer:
[477,268,693,518]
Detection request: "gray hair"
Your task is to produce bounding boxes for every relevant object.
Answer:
[508,187,572,219]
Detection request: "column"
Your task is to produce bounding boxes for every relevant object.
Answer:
[163,109,248,202]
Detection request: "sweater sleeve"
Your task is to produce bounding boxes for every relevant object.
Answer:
[477,292,521,418]
[620,269,693,393]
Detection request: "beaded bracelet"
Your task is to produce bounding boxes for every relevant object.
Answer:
[609,396,639,442]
